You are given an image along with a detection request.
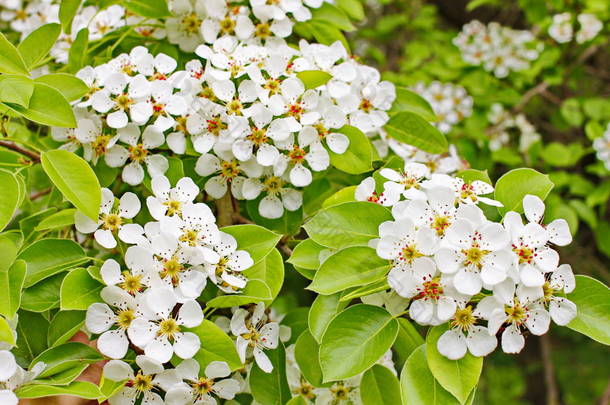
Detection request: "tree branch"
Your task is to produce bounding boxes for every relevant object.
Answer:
[540,334,561,405]
[0,140,40,163]
[215,190,235,227]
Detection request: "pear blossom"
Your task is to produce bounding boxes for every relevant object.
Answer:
[230,302,279,373]
[379,162,430,200]
[164,359,241,405]
[74,188,143,249]
[195,152,263,199]
[146,175,200,220]
[592,124,610,170]
[436,304,497,360]
[242,175,303,219]
[204,232,254,293]
[103,355,181,405]
[412,81,473,133]
[548,13,573,43]
[166,0,206,52]
[0,351,45,405]
[576,13,602,43]
[355,177,401,206]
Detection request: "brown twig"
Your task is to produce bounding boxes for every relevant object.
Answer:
[540,334,561,405]
[233,213,254,224]
[29,187,52,201]
[0,140,40,163]
[215,190,235,227]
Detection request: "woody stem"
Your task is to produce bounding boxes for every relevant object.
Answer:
[215,190,235,227]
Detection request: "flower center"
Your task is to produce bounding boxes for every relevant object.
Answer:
[92,135,112,156]
[255,22,271,38]
[199,86,216,100]
[398,244,424,263]
[158,318,180,338]
[101,213,122,231]
[263,176,283,195]
[152,102,166,116]
[129,144,148,163]
[418,276,444,301]
[296,381,316,399]
[180,13,202,34]
[220,16,236,34]
[287,103,304,120]
[512,243,535,264]
[314,123,328,139]
[163,199,182,216]
[116,309,136,329]
[451,306,476,331]
[288,145,306,163]
[175,116,188,134]
[192,377,214,395]
[207,116,227,135]
[431,215,451,236]
[462,244,489,267]
[120,272,143,294]
[114,93,133,110]
[227,99,243,115]
[505,300,528,326]
[331,384,351,400]
[460,183,478,202]
[542,282,554,303]
[264,78,281,95]
[161,258,184,283]
[359,98,373,112]
[179,229,199,247]
[247,127,269,145]
[220,160,241,179]
[130,372,153,392]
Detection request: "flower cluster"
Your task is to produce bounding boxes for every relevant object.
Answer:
[54,42,395,218]
[412,81,473,133]
[548,12,603,44]
[453,20,542,78]
[487,103,541,152]
[593,123,610,170]
[359,162,575,359]
[0,346,45,405]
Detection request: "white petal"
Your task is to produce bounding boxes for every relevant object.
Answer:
[103,360,133,381]
[466,326,497,357]
[501,324,525,354]
[437,329,467,360]
[98,329,129,359]
[253,347,273,373]
[549,297,577,326]
[173,332,200,359]
[94,229,117,249]
[523,194,545,223]
[204,361,231,379]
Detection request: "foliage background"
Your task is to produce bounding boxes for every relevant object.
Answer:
[336,1,610,404]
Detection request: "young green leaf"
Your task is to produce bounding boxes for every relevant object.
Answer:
[221,224,281,264]
[60,268,103,310]
[296,70,333,89]
[35,73,88,102]
[308,292,348,343]
[320,304,398,381]
[249,344,292,405]
[567,275,610,345]
[294,330,329,387]
[187,319,242,371]
[41,149,101,221]
[35,208,76,231]
[494,168,554,215]
[390,87,436,121]
[0,169,20,231]
[68,28,89,73]
[17,23,61,69]
[31,341,104,379]
[243,248,284,305]
[425,324,482,404]
[308,246,390,294]
[360,364,402,405]
[16,381,102,400]
[21,273,66,312]
[288,239,326,270]
[0,32,29,74]
[385,111,448,154]
[124,0,171,18]
[0,259,26,319]
[59,0,83,34]
[47,310,86,347]
[311,3,355,31]
[329,125,374,174]
[0,74,34,107]
[206,279,272,308]
[4,82,76,127]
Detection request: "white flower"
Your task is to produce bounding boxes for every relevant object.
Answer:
[436,304,497,360]
[413,81,473,133]
[74,188,143,249]
[165,359,241,404]
[205,232,254,293]
[548,13,573,43]
[376,217,438,270]
[103,355,181,405]
[230,303,279,373]
[0,353,45,405]
[379,162,430,200]
[393,186,458,237]
[521,194,572,246]
[355,177,401,206]
[576,13,602,43]
[435,215,512,295]
[105,124,169,186]
[166,0,206,52]
[195,152,263,199]
[146,176,200,220]
[593,123,610,170]
[0,350,17,381]
[242,175,303,219]
[314,376,362,405]
[129,288,203,363]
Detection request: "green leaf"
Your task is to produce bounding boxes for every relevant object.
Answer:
[4,82,76,127]
[0,32,28,74]
[288,239,326,270]
[0,169,20,231]
[567,275,610,345]
[308,246,390,294]
[294,330,329,387]
[0,74,34,107]
[286,396,309,405]
[12,311,49,364]
[329,125,373,174]
[0,316,15,346]
[339,278,389,302]
[35,208,76,231]
[385,111,448,154]
[390,87,436,121]
[243,248,284,305]
[249,344,291,405]
[336,0,365,20]
[296,70,333,89]
[0,259,25,319]
[47,310,86,347]
[68,28,88,73]
[16,381,102,400]
[494,168,554,215]
[308,292,348,343]
[560,98,584,127]
[59,0,82,34]
[206,279,272,308]
[307,20,350,51]
[21,273,66,312]
[60,267,103,310]
[320,304,399,381]
[41,150,101,221]
[311,3,355,31]
[124,0,171,18]
[456,169,492,185]
[18,238,89,287]
[400,345,461,405]
[35,73,88,102]
[36,363,90,385]
[221,224,281,265]
[188,319,242,371]
[17,23,61,69]
[322,186,356,208]
[303,202,392,249]
[31,341,104,379]
[282,307,309,345]
[426,324,482,404]
[393,318,424,369]
[360,364,402,405]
